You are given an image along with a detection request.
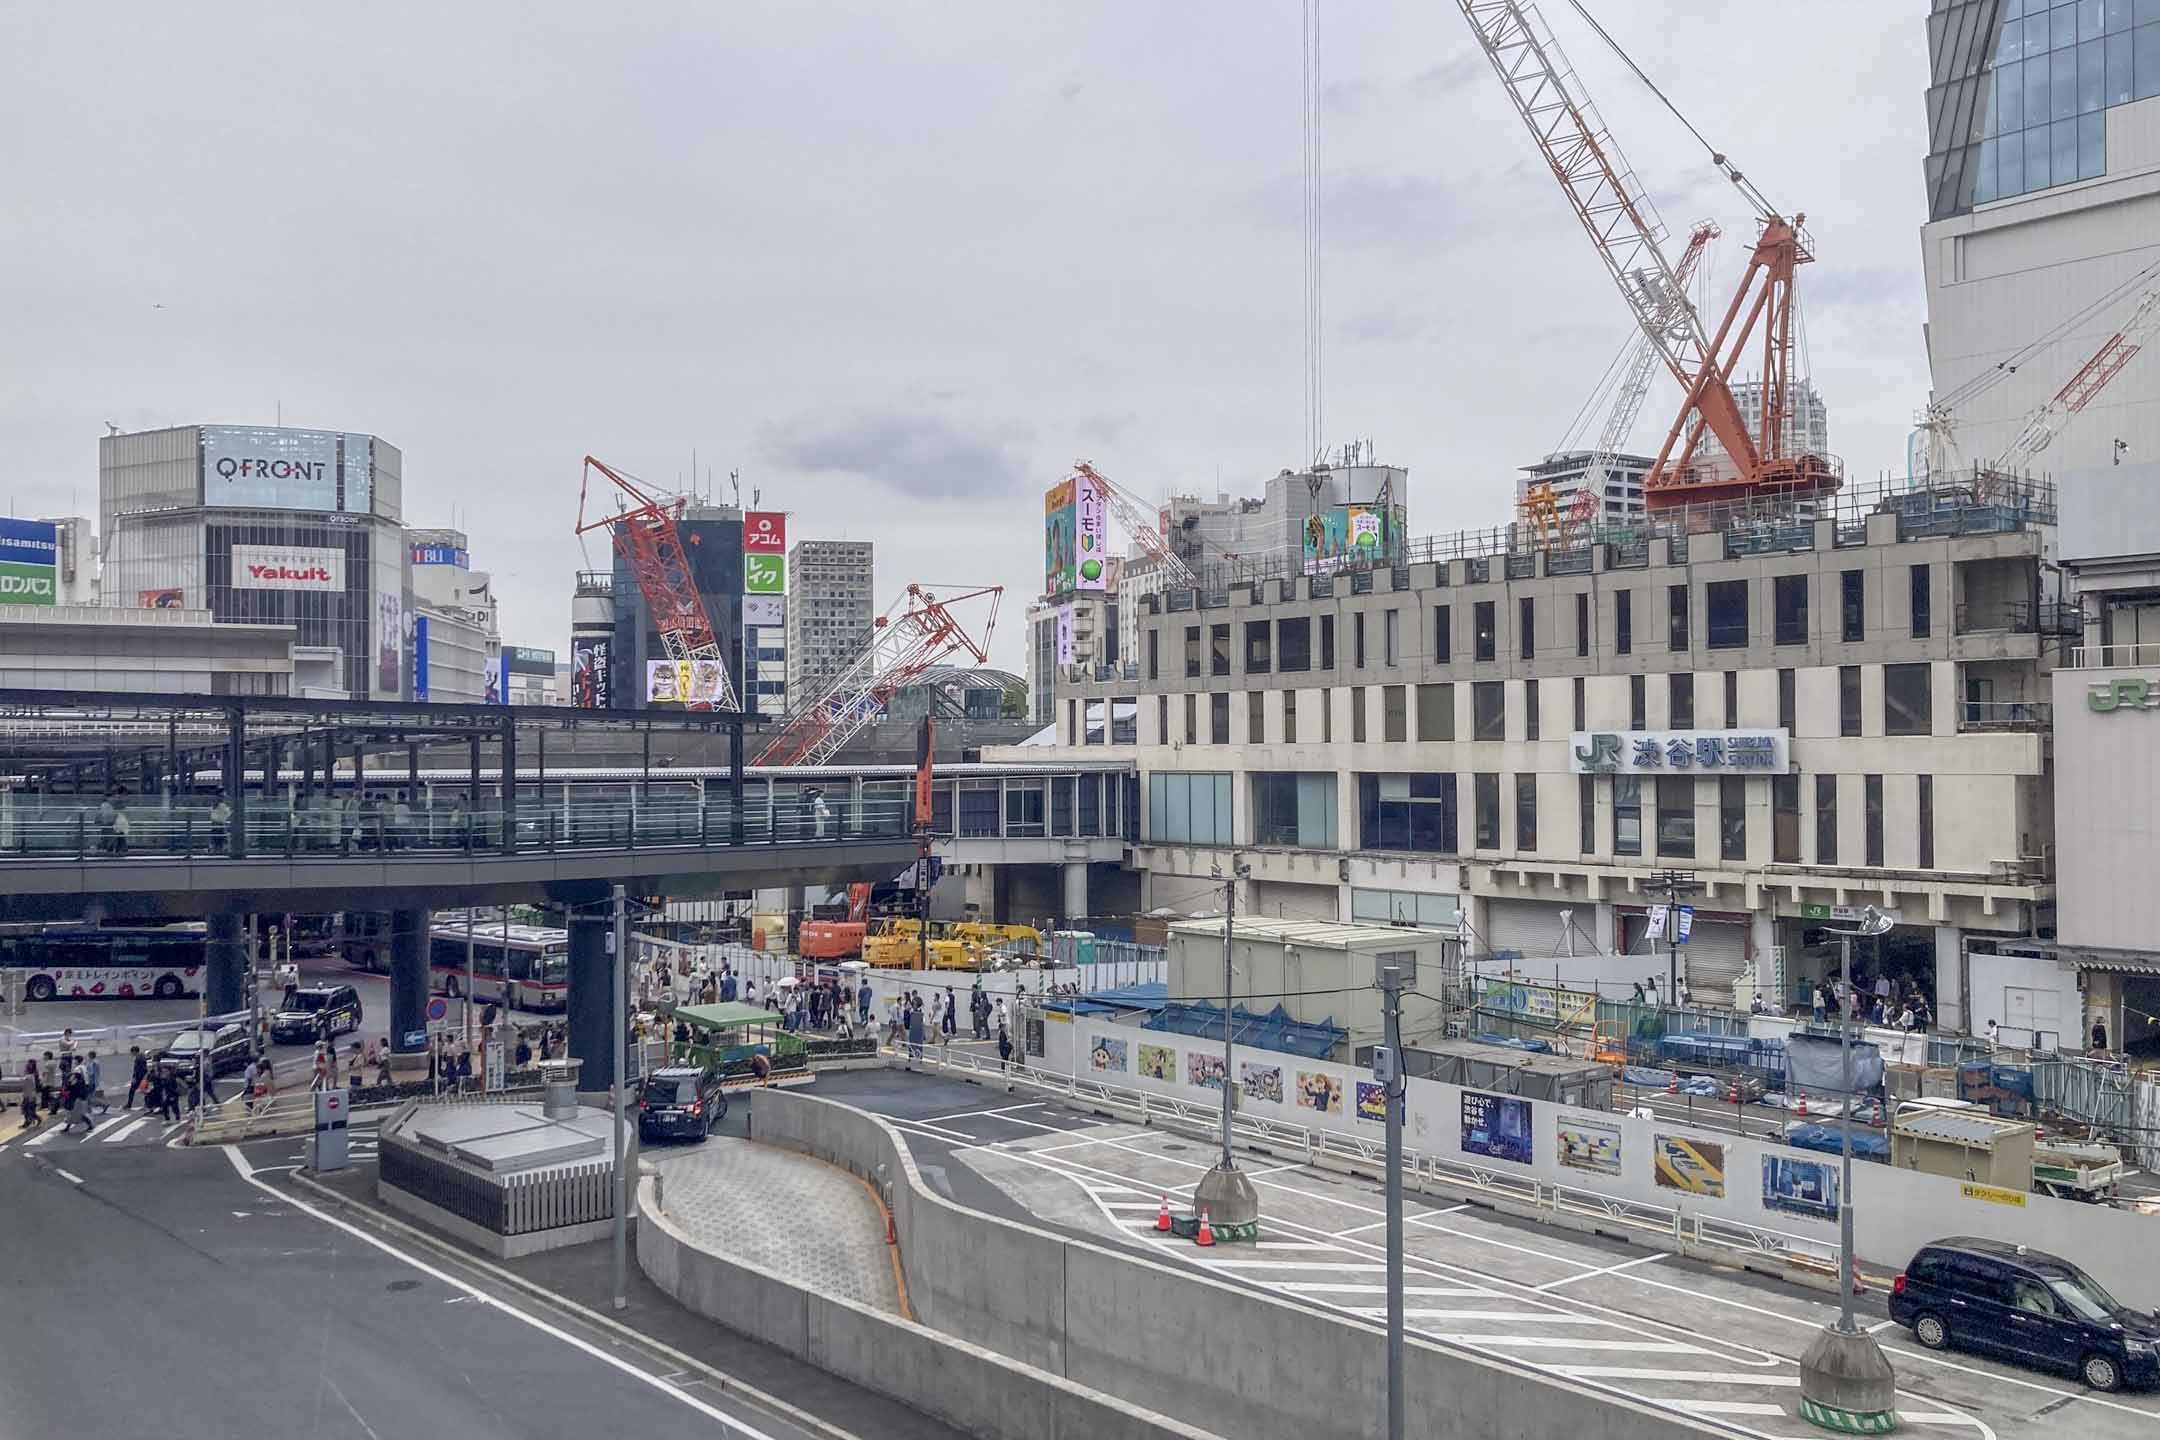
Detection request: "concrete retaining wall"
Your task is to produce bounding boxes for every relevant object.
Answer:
[636,1176,1214,1440]
[752,1088,1719,1440]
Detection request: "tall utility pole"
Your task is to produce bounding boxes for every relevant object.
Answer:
[1216,862,1240,1171]
[1376,953,1415,1440]
[611,884,629,1312]
[1192,857,1258,1238]
[1797,904,1896,1430]
[1650,869,1698,1004]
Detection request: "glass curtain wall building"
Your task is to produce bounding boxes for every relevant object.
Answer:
[100,425,407,699]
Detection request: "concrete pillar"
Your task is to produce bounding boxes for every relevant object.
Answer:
[1062,860,1089,927]
[1933,925,1967,1034]
[388,907,431,1068]
[786,883,807,955]
[566,908,617,1095]
[205,910,248,1016]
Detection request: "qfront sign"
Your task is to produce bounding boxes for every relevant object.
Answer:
[2087,676,2160,712]
[201,426,374,514]
[1570,729,1788,775]
[231,544,346,591]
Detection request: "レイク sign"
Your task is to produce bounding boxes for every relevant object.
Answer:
[231,544,346,591]
[1569,729,1789,775]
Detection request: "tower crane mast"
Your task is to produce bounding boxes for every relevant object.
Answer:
[753,585,1001,767]
[1581,219,1719,506]
[575,455,739,712]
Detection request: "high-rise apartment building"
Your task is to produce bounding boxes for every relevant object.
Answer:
[1516,451,1654,527]
[1692,379,1830,474]
[1920,0,2160,477]
[785,539,874,702]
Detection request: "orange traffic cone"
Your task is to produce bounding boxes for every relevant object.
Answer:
[1195,1208,1215,1247]
[1155,1195,1172,1233]
[1795,1091,1809,1117]
[1725,1078,1741,1104]
[1666,1072,1679,1094]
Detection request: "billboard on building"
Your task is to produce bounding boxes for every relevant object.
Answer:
[508,646,556,674]
[410,543,470,567]
[484,653,507,704]
[1301,503,1402,575]
[1072,468,1108,590]
[0,517,58,608]
[202,427,342,511]
[232,544,346,591]
[645,659,729,706]
[342,433,374,515]
[413,616,430,701]
[572,637,611,709]
[743,594,784,628]
[744,511,786,554]
[139,587,185,609]
[1055,604,1075,664]
[744,554,786,595]
[1044,478,1077,595]
[378,591,402,696]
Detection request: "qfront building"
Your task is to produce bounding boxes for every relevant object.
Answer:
[1033,481,2062,1029]
[100,424,408,699]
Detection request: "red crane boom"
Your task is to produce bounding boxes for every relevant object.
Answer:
[575,455,739,712]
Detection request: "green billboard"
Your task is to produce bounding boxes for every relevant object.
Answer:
[0,559,56,606]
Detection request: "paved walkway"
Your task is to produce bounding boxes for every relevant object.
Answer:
[645,1135,903,1315]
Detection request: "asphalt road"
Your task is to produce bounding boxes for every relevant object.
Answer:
[0,1137,833,1440]
[816,1067,2160,1440]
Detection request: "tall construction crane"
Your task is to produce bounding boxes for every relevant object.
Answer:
[1072,461,1197,588]
[575,455,740,711]
[1456,1,1836,511]
[754,584,1001,767]
[1917,268,2160,482]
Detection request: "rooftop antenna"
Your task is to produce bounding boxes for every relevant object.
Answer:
[729,469,741,507]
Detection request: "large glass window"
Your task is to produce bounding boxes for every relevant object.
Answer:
[1352,685,1367,742]
[1816,775,1840,866]
[1520,597,1535,660]
[1355,612,1367,668]
[1474,773,1501,850]
[1656,776,1696,858]
[1707,580,1749,648]
[1416,683,1454,742]
[1840,665,1863,737]
[1669,672,1694,728]
[1184,625,1200,678]
[1006,781,1046,837]
[1211,623,1230,677]
[1616,589,1632,655]
[1526,678,1540,741]
[1841,569,1865,643]
[1573,676,1586,731]
[1669,584,1690,651]
[1613,776,1642,857]
[1515,774,1537,852]
[1911,564,1933,638]
[1865,774,1886,867]
[1248,689,1265,742]
[1724,670,1740,727]
[1773,774,1801,863]
[1147,629,1159,681]
[1210,691,1230,744]
[1382,684,1407,743]
[1472,681,1506,741]
[1432,604,1451,663]
[1183,693,1197,744]
[1359,773,1457,853]
[1575,592,1591,657]
[1252,773,1338,849]
[1720,776,1747,862]
[1579,773,1596,855]
[1385,608,1401,666]
[1885,663,1933,735]
[1919,774,1936,869]
[1245,620,1272,675]
[1629,673,1646,730]
[1474,601,1496,662]
[1320,614,1335,669]
[1778,667,1797,730]
[1148,772,1233,845]
[1774,574,1809,645]
[1279,616,1311,672]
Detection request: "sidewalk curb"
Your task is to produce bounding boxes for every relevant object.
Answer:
[285,1169,862,1440]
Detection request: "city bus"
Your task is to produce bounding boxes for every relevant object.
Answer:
[426,919,569,1011]
[0,923,208,1001]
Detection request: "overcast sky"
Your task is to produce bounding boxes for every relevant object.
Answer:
[0,3,1930,674]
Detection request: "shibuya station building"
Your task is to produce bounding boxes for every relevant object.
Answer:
[100,424,409,700]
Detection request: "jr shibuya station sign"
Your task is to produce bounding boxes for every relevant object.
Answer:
[1570,729,1789,774]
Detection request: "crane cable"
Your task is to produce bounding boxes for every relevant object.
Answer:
[1933,250,2160,413]
[1561,0,1778,220]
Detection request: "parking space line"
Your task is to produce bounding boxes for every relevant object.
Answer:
[1373,1311,1613,1325]
[1665,1400,1787,1418]
[919,1103,1045,1124]
[1534,1253,1665,1291]
[1434,1335,1711,1354]
[1287,1284,1493,1298]
[1553,1368,1801,1387]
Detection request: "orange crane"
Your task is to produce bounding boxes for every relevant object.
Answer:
[1456,1,1837,512]
[575,455,739,711]
[753,584,1000,767]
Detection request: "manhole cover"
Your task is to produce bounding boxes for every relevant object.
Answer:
[1160,1143,1189,1153]
[386,1279,421,1293]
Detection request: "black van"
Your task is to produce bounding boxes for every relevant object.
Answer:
[1889,1237,2159,1391]
[636,1066,727,1142]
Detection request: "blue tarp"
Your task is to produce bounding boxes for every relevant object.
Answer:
[1782,1122,1890,1162]
[1468,1032,1555,1054]
[1084,982,1169,1012]
[1143,1000,1345,1060]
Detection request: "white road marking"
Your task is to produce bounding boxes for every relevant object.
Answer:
[1898,1413,1985,1426]
[1100,1200,1162,1211]
[1336,1203,1467,1237]
[1554,1368,1802,1387]
[1868,1319,1901,1333]
[1191,1258,1393,1271]
[920,1102,1046,1124]
[85,1114,129,1140]
[1357,1310,1614,1325]
[103,1118,151,1144]
[25,1127,60,1148]
[1666,1400,1787,1417]
[1534,1252,1666,1291]
[51,1167,83,1185]
[220,1149,786,1439]
[1434,1335,1711,1353]
[1286,1284,1494,1298]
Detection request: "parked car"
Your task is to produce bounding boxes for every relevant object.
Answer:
[269,984,364,1044]
[1888,1237,2160,1391]
[636,1065,726,1143]
[157,1022,252,1081]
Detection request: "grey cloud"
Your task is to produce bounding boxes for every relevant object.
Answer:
[755,406,1034,501]
[1408,53,1488,101]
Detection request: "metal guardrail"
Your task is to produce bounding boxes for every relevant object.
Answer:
[1957,700,2052,731]
[2070,641,2160,669]
[187,1089,321,1144]
[903,1046,1840,1279]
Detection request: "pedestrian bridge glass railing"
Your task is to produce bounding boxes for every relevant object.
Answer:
[0,792,915,860]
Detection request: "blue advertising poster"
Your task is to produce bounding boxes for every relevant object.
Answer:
[1762,1154,1841,1220]
[413,616,429,701]
[1461,1091,1533,1165]
[499,654,512,704]
[0,517,58,568]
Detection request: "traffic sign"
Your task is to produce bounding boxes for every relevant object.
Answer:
[426,997,448,1022]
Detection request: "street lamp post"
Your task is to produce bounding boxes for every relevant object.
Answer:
[1191,857,1258,1241]
[1797,905,1898,1433]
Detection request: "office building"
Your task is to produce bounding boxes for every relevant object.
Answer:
[504,646,560,705]
[99,424,408,699]
[785,539,873,703]
[1031,478,2061,1026]
[1517,451,1654,528]
[407,527,500,704]
[1027,590,1118,725]
[0,605,293,695]
[1920,0,2160,477]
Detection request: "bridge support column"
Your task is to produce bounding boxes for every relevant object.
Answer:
[205,910,249,1017]
[786,884,806,955]
[567,908,617,1098]
[388,907,431,1077]
[1062,861,1088,928]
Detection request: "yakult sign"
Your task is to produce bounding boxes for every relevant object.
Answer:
[231,544,345,592]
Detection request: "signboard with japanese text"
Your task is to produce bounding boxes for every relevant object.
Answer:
[1045,478,1078,594]
[743,594,784,628]
[572,637,611,708]
[1570,729,1788,775]
[646,659,730,706]
[1072,468,1108,590]
[232,544,346,592]
[1055,605,1075,665]
[744,554,786,594]
[744,511,787,554]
